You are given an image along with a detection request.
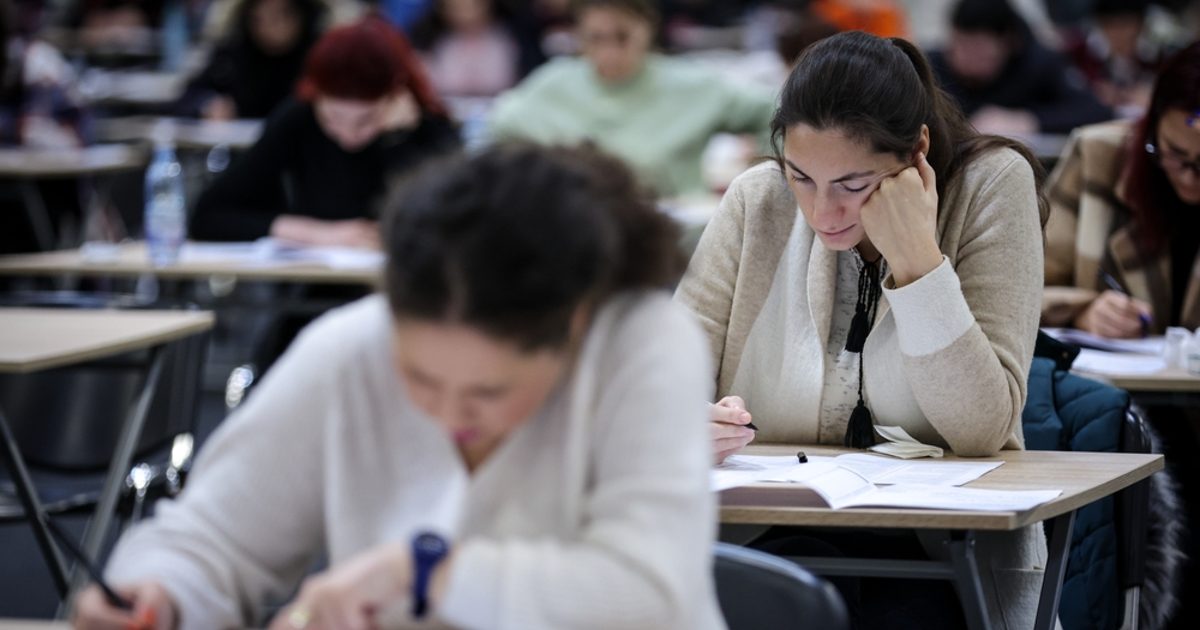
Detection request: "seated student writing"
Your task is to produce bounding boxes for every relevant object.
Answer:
[487,0,775,197]
[1042,41,1200,337]
[73,144,724,630]
[675,31,1047,627]
[189,16,460,248]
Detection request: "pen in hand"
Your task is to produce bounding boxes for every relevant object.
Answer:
[44,518,134,611]
[1099,271,1152,334]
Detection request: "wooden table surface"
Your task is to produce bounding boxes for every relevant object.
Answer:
[0,145,147,178]
[95,116,264,151]
[0,308,214,373]
[0,242,381,286]
[1077,367,1200,393]
[720,444,1162,531]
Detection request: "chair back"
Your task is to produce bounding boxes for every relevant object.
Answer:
[714,543,850,630]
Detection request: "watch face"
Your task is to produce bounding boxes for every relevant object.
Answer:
[414,532,449,557]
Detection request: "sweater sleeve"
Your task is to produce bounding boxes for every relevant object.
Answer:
[882,154,1043,456]
[104,320,335,630]
[1042,130,1099,325]
[188,103,299,241]
[713,78,775,139]
[674,177,749,389]
[485,64,556,144]
[437,298,718,630]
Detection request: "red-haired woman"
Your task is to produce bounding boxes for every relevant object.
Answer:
[189,16,461,248]
[1043,41,1200,337]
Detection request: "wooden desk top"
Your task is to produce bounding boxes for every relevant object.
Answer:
[0,145,147,178]
[0,242,381,286]
[1077,368,1200,394]
[95,116,264,151]
[720,444,1162,531]
[0,308,214,373]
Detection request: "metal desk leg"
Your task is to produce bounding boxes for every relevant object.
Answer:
[947,531,992,630]
[65,346,166,601]
[19,180,56,251]
[1035,511,1076,630]
[0,405,70,596]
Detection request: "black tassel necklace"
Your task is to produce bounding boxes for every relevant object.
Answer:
[843,251,885,448]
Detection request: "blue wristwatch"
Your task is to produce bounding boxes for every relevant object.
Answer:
[411,531,449,619]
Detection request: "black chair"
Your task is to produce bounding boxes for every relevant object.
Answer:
[714,542,850,630]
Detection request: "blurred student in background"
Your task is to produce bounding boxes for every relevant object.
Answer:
[189,15,460,246]
[1062,0,1178,116]
[410,0,520,98]
[929,0,1113,135]
[0,0,92,255]
[487,0,774,197]
[177,0,328,120]
[1043,41,1200,337]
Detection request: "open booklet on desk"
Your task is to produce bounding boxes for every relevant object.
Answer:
[714,453,1060,511]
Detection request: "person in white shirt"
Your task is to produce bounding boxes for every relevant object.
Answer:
[73,143,725,630]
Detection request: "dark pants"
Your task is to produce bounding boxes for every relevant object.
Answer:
[750,527,968,630]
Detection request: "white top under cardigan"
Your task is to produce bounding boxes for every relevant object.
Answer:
[105,294,725,630]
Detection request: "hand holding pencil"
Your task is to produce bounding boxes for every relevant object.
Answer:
[1074,272,1153,339]
[710,395,757,464]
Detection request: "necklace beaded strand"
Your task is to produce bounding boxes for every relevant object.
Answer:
[843,250,886,448]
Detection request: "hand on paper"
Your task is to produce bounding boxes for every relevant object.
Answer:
[270,216,382,250]
[1074,290,1152,339]
[72,581,177,630]
[710,395,755,464]
[859,152,943,287]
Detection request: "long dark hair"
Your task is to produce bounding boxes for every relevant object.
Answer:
[770,30,1048,226]
[1121,40,1200,254]
[383,143,683,350]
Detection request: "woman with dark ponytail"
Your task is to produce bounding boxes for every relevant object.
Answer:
[77,144,724,630]
[677,30,1047,626]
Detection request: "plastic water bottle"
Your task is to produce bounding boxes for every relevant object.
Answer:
[144,141,186,266]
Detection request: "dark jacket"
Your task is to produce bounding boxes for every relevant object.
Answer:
[176,42,311,120]
[190,99,461,241]
[930,40,1113,134]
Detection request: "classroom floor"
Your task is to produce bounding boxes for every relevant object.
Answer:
[0,390,226,618]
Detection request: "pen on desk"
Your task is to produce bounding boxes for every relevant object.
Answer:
[1099,270,1152,334]
[44,518,134,611]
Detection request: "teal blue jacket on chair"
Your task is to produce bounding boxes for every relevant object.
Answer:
[1022,357,1129,630]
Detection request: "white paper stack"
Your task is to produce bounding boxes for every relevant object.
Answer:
[713,453,1059,512]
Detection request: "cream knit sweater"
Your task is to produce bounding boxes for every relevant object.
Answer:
[676,151,1043,456]
[676,150,1049,628]
[105,294,725,630]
